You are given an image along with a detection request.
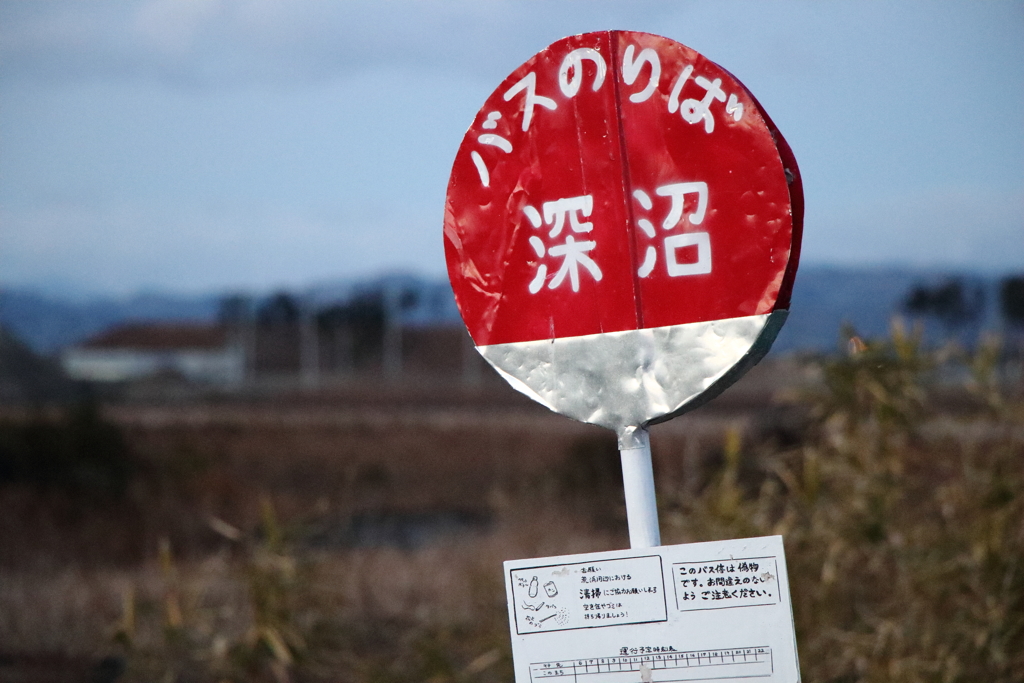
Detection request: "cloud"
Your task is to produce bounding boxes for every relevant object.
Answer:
[0,200,447,294]
[3,2,1021,295]
[0,0,678,87]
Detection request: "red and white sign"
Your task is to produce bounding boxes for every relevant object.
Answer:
[444,31,803,438]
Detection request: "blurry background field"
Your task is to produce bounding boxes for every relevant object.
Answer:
[2,2,1023,682]
[1,319,1022,682]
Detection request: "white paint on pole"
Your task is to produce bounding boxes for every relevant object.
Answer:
[505,536,801,683]
[620,429,660,549]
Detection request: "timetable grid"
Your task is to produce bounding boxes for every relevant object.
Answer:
[529,647,773,683]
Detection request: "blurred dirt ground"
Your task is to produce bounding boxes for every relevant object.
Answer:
[1,344,1022,682]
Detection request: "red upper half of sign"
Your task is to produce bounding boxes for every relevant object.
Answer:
[444,31,802,346]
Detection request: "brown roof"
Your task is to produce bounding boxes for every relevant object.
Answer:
[81,323,229,351]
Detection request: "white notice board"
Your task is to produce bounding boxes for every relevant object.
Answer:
[504,535,800,683]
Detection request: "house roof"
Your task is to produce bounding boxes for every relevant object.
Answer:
[80,323,229,351]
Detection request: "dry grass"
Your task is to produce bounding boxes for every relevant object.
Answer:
[663,329,1024,682]
[0,328,1022,682]
[0,504,617,682]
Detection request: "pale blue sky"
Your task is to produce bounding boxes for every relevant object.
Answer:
[1,1,1022,295]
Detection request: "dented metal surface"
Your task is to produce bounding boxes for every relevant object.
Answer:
[444,31,803,439]
[479,311,787,447]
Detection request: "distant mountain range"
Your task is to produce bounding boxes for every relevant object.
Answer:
[0,266,1016,356]
[0,289,222,354]
[772,267,1007,353]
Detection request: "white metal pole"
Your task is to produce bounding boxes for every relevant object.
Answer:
[620,428,661,548]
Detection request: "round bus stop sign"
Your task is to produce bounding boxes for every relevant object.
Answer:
[444,31,803,447]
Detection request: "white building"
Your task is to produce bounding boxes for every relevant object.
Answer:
[61,322,245,385]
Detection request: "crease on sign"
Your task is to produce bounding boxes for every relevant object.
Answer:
[474,185,529,345]
[608,30,647,332]
[442,200,464,253]
[471,192,511,343]
[646,309,788,430]
[637,328,669,415]
[444,202,502,338]
[737,81,804,311]
[754,254,790,316]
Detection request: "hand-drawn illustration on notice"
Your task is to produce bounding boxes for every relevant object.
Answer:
[510,555,667,633]
[504,536,800,683]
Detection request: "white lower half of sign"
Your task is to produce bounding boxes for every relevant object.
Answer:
[504,536,800,683]
[477,311,788,448]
